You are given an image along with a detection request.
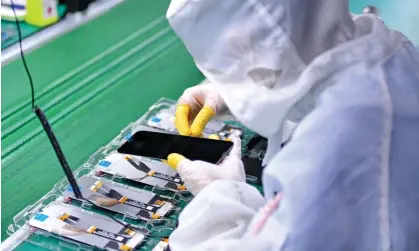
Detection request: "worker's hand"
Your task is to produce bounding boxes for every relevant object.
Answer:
[167,137,245,195]
[175,84,224,136]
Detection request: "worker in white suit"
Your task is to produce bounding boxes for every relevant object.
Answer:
[165,0,419,250]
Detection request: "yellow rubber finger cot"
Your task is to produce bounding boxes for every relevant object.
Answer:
[151,213,160,219]
[190,106,215,137]
[175,104,191,136]
[177,185,187,191]
[167,153,186,169]
[208,134,221,140]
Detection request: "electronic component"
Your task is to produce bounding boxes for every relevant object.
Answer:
[96,153,185,192]
[147,109,226,137]
[147,110,176,131]
[246,135,268,159]
[143,102,245,141]
[218,125,244,140]
[118,131,233,164]
[62,176,175,221]
[131,124,168,134]
[242,157,264,184]
[242,135,268,184]
[29,203,145,251]
[152,238,170,251]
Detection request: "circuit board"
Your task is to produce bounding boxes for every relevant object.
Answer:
[8,98,266,251]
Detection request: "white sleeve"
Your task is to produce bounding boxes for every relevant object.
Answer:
[169,180,268,251]
[282,120,297,143]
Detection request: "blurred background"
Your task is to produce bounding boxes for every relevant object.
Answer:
[1,0,418,247]
[350,0,419,46]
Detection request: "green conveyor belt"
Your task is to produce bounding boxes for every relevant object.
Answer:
[1,0,203,244]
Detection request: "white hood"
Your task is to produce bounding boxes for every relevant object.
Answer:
[167,0,355,138]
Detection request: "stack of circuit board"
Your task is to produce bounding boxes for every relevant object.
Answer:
[8,98,267,251]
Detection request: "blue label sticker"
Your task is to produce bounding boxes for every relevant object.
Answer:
[151,117,162,123]
[124,132,132,141]
[34,213,49,222]
[99,160,112,168]
[67,186,82,192]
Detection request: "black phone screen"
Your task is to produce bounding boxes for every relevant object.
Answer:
[117,131,233,164]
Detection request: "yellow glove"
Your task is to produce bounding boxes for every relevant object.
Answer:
[175,84,224,137]
[166,153,186,169]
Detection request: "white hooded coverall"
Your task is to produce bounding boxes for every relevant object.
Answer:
[166,0,419,250]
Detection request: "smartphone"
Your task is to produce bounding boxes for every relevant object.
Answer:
[118,131,233,164]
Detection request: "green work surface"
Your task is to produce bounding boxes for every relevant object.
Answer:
[1,0,204,244]
[1,5,67,50]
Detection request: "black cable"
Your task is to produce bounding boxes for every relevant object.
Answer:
[9,2,150,235]
[10,0,35,109]
[34,107,83,198]
[10,0,82,200]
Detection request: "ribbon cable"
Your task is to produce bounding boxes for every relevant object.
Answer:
[124,156,182,184]
[59,214,134,242]
[92,182,162,213]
